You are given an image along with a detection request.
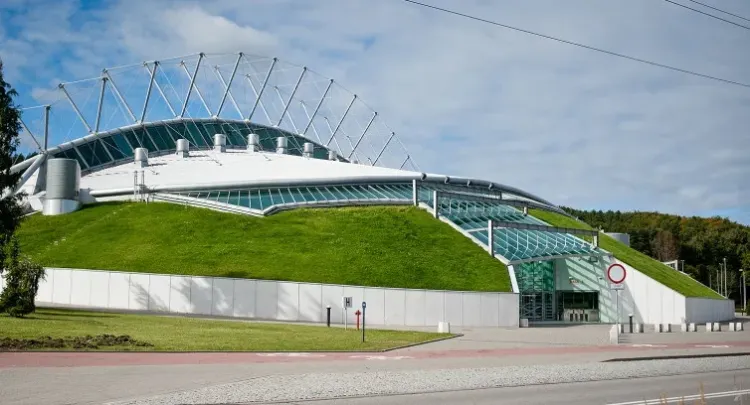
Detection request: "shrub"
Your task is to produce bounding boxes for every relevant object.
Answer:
[0,237,45,317]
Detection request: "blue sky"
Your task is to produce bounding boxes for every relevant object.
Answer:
[1,0,748,224]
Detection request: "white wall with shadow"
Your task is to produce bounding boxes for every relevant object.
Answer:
[23,267,520,328]
[554,257,733,324]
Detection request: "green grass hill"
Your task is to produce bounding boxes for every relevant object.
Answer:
[17,202,511,292]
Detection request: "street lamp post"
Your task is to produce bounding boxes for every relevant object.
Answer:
[724,257,728,298]
[741,269,746,314]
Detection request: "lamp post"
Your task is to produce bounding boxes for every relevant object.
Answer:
[724,257,728,298]
[741,269,746,314]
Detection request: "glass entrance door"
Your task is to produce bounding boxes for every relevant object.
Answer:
[556,291,600,322]
[517,261,555,321]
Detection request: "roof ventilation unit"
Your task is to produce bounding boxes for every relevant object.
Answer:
[213,134,226,153]
[43,158,81,216]
[328,150,337,161]
[303,142,314,158]
[247,133,260,152]
[276,137,288,154]
[176,139,189,158]
[134,148,149,168]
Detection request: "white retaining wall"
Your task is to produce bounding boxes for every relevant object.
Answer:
[2,268,520,328]
[556,257,734,324]
[685,297,736,324]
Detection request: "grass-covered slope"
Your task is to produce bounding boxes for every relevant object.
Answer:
[529,209,722,299]
[1,308,446,351]
[18,202,511,292]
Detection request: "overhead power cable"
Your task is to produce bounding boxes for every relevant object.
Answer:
[683,0,750,23]
[401,0,750,89]
[663,0,750,31]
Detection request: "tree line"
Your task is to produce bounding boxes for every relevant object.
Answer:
[563,207,750,303]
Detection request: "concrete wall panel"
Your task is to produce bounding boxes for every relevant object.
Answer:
[147,275,171,312]
[342,286,364,325]
[404,289,426,326]
[321,285,345,324]
[384,289,406,325]
[108,272,130,310]
[363,288,386,325]
[128,274,150,311]
[499,294,519,327]
[69,270,91,306]
[444,292,463,325]
[36,272,54,302]
[89,271,110,308]
[190,277,214,315]
[51,269,72,304]
[169,276,191,313]
[276,282,299,321]
[462,293,482,327]
[424,291,445,326]
[233,279,256,318]
[255,280,278,320]
[298,283,322,322]
[212,278,234,317]
[480,293,500,327]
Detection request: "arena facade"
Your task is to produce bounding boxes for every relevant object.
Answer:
[5,52,734,328]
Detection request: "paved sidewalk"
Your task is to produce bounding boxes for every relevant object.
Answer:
[3,339,750,369]
[401,324,612,352]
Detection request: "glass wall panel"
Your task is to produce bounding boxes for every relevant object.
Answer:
[101,135,127,160]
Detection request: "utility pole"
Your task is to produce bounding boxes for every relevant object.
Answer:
[741,269,746,313]
[724,257,728,298]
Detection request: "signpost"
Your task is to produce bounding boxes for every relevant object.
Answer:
[607,263,627,337]
[342,296,352,329]
[361,301,367,343]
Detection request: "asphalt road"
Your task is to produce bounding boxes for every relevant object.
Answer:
[295,369,750,405]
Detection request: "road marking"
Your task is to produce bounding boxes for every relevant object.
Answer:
[606,389,750,405]
[630,344,666,348]
[349,355,414,360]
[694,344,730,348]
[256,353,327,358]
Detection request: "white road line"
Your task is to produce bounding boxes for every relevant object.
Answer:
[606,388,750,405]
[695,344,731,348]
[256,353,327,358]
[349,355,414,360]
[630,344,667,348]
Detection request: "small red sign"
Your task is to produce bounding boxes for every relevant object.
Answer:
[607,263,627,284]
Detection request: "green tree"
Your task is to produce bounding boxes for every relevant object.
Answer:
[0,60,44,317]
[0,60,25,272]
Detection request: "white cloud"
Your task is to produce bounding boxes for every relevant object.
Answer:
[1,0,748,223]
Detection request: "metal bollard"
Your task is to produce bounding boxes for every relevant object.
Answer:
[326,305,331,327]
[629,315,633,333]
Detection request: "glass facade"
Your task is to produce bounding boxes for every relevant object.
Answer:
[50,120,333,171]
[433,193,597,262]
[517,261,556,321]
[170,182,599,264]
[174,183,415,211]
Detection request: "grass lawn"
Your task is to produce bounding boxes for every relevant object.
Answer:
[17,202,511,292]
[0,308,448,351]
[529,209,722,299]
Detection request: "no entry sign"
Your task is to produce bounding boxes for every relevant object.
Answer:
[607,263,627,284]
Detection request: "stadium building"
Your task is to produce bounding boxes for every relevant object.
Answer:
[5,53,733,328]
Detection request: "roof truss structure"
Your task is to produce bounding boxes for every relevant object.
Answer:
[17,52,418,172]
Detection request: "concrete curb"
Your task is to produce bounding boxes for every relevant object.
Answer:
[603,352,750,362]
[0,334,463,354]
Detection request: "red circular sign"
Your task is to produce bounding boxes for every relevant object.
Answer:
[607,263,627,284]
